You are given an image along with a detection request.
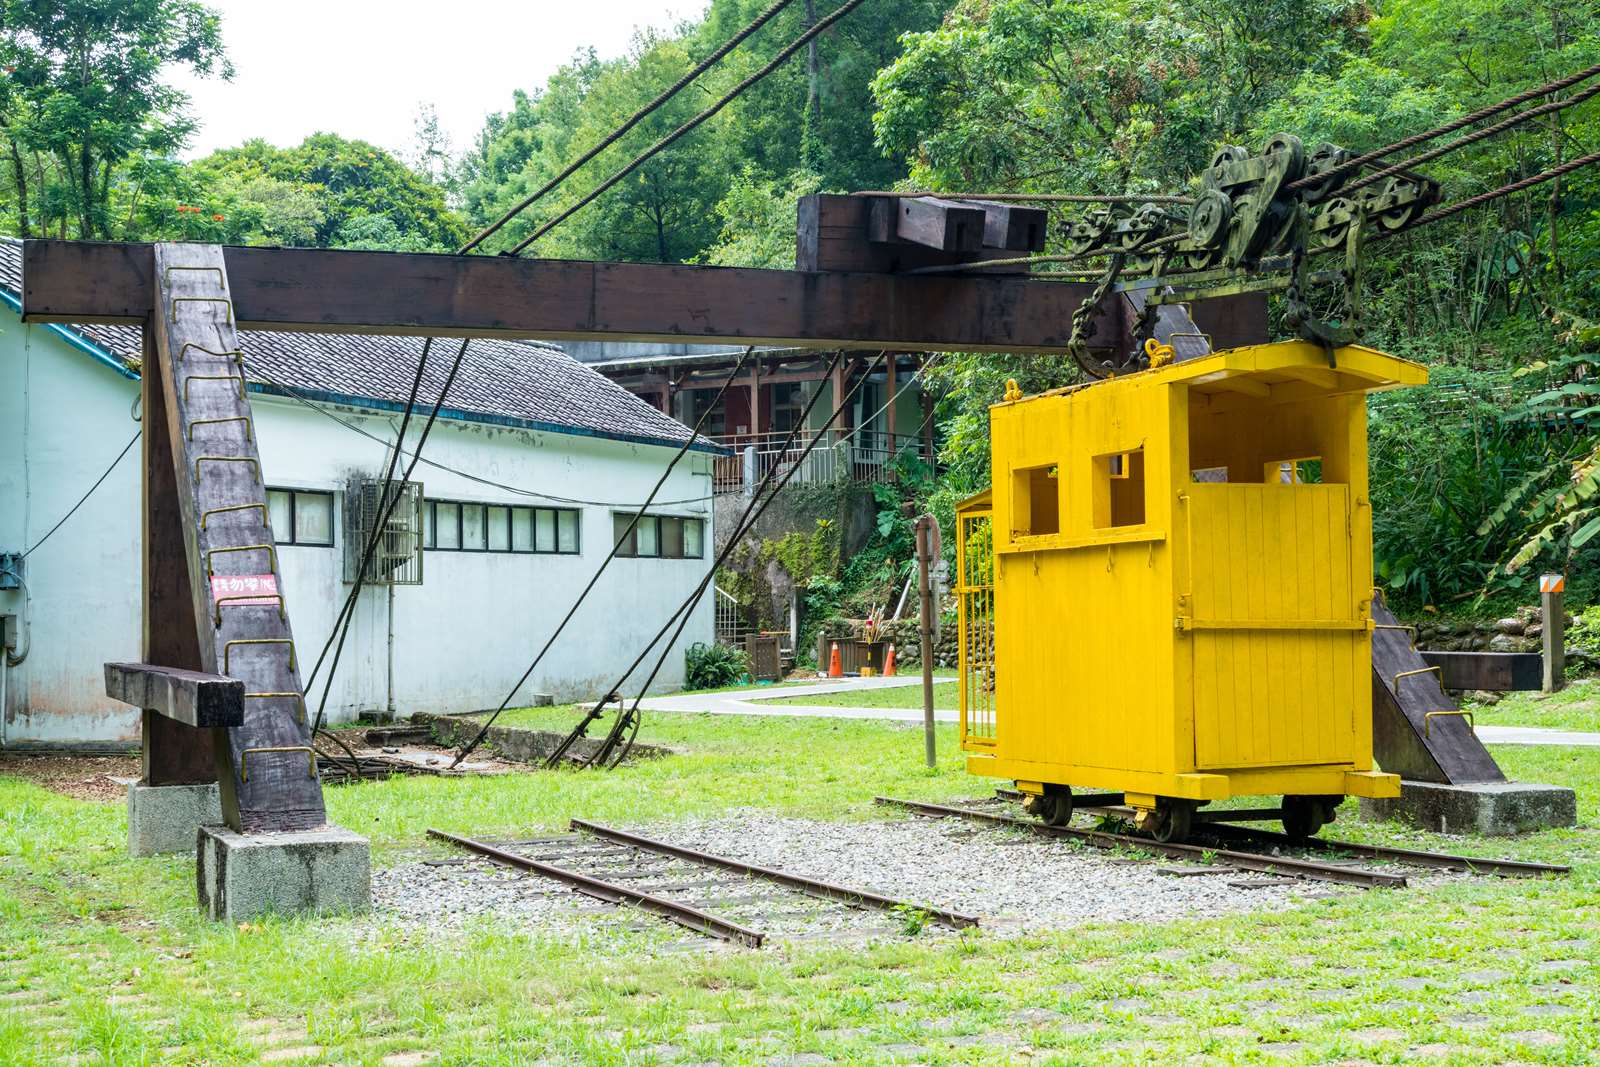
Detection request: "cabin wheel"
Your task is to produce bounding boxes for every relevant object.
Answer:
[1281,795,1334,839]
[1038,786,1074,828]
[1150,799,1194,844]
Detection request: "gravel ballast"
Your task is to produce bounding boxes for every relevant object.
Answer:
[371,809,1356,943]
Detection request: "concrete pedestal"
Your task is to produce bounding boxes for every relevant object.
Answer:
[127,781,223,857]
[1360,780,1576,836]
[197,824,370,922]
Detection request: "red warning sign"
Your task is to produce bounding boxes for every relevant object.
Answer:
[210,574,279,605]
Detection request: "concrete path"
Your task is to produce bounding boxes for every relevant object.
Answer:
[643,677,1600,746]
[1476,724,1600,747]
[639,675,960,722]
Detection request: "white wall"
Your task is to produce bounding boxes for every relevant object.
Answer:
[0,316,716,746]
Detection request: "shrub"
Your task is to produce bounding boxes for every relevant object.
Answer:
[684,641,749,690]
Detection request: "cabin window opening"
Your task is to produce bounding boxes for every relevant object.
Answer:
[1191,466,1229,483]
[1012,464,1060,537]
[1093,447,1146,528]
[1268,457,1323,484]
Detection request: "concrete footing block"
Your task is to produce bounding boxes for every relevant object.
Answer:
[1360,779,1577,836]
[196,823,370,922]
[127,781,223,857]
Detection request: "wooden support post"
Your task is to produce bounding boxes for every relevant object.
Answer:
[750,354,761,436]
[1541,574,1566,693]
[919,362,936,463]
[148,243,326,833]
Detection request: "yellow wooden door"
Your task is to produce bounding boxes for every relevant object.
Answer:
[1184,483,1362,769]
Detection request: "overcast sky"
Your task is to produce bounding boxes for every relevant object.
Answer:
[169,0,701,160]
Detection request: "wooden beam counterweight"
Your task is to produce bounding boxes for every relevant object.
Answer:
[21,239,1123,354]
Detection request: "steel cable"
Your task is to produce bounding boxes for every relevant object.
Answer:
[509,0,872,255]
[449,347,756,767]
[544,349,851,767]
[1383,149,1600,235]
[461,0,803,254]
[590,353,886,769]
[1285,61,1600,192]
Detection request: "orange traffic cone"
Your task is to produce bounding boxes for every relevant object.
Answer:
[883,644,897,677]
[828,641,843,678]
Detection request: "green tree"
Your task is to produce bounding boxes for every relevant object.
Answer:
[190,134,468,250]
[0,0,230,238]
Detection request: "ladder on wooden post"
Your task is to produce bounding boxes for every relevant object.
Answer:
[139,244,326,833]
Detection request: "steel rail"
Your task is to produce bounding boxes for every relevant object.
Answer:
[995,789,1568,878]
[426,828,766,947]
[1199,823,1570,878]
[571,818,980,929]
[874,797,1407,889]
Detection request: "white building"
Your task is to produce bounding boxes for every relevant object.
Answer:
[0,239,720,750]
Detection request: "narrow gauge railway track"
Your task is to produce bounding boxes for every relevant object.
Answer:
[878,797,1567,887]
[986,789,1569,879]
[427,821,978,947]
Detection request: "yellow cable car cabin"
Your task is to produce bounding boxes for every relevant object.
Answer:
[955,340,1427,841]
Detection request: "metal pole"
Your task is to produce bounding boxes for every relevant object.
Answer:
[916,515,936,767]
[386,581,396,719]
[1541,573,1565,693]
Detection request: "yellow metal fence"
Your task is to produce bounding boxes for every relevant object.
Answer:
[957,510,996,746]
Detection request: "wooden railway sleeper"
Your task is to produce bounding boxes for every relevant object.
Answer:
[239,745,317,782]
[1424,709,1475,737]
[184,373,245,403]
[223,638,296,674]
[243,691,307,725]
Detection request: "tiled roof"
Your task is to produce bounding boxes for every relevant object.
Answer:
[0,239,717,453]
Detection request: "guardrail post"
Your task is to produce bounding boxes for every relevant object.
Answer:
[741,445,756,497]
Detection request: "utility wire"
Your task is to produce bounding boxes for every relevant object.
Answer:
[850,191,1194,204]
[544,349,851,767]
[450,347,757,766]
[255,374,717,508]
[509,0,871,255]
[461,0,804,253]
[588,352,887,769]
[17,431,140,560]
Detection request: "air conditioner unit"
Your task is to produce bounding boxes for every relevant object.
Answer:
[343,477,423,586]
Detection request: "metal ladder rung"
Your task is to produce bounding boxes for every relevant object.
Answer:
[239,745,316,782]
[223,638,296,674]
[170,295,234,326]
[184,374,245,403]
[205,543,276,577]
[244,691,307,725]
[214,593,287,626]
[193,455,259,482]
[188,416,253,442]
[200,502,266,530]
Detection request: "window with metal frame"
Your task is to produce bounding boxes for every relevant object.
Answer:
[421,500,580,554]
[613,513,706,559]
[266,488,335,546]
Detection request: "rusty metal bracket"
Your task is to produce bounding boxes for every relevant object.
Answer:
[214,593,287,626]
[1392,665,1442,691]
[193,454,259,482]
[188,415,253,442]
[200,502,267,530]
[177,342,245,364]
[223,638,296,674]
[170,295,234,326]
[239,745,316,782]
[205,543,276,578]
[1425,709,1475,737]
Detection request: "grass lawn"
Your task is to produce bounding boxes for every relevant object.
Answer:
[1471,678,1600,733]
[1,711,1596,1065]
[765,679,960,710]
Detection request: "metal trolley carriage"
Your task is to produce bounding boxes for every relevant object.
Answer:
[957,340,1427,842]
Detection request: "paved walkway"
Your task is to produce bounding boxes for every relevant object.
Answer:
[642,677,1600,745]
[639,675,960,723]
